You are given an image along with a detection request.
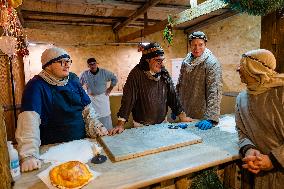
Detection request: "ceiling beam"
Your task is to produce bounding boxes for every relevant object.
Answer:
[118,19,168,42]
[184,10,238,34]
[22,10,160,27]
[113,0,161,32]
[21,0,189,12]
[22,10,124,20]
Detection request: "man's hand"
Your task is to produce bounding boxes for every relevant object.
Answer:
[254,154,274,171]
[109,125,124,136]
[195,120,213,130]
[178,112,193,122]
[105,86,114,96]
[20,156,41,172]
[180,116,193,122]
[242,148,261,174]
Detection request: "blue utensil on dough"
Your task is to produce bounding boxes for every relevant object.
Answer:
[168,123,188,129]
[168,125,179,129]
[178,123,188,129]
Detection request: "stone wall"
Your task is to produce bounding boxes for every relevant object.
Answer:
[24,13,260,93]
[201,13,261,92]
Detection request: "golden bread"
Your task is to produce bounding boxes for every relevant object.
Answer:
[49,161,93,189]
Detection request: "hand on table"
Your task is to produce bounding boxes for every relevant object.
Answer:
[95,124,109,136]
[21,156,41,172]
[195,120,213,130]
[180,116,193,123]
[109,125,124,136]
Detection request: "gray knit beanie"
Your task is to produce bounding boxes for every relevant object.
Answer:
[41,47,70,69]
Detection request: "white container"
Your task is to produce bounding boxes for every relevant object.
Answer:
[7,141,21,180]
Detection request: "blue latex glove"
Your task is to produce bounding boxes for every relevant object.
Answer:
[195,120,213,130]
[171,113,177,120]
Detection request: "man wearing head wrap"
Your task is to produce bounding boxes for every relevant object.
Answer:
[176,31,222,130]
[79,57,118,130]
[15,47,108,172]
[236,49,284,189]
[109,43,192,135]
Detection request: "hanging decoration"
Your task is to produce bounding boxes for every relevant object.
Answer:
[0,6,8,26]
[163,15,174,45]
[0,35,17,57]
[1,0,22,8]
[0,2,29,57]
[221,0,284,16]
[7,0,22,8]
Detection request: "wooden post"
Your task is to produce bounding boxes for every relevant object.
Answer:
[260,8,284,73]
[0,106,12,189]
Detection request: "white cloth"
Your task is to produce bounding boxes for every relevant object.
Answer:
[38,69,68,86]
[90,93,111,118]
[39,139,95,164]
[15,111,41,159]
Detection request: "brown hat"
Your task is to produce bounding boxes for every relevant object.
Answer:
[141,42,164,59]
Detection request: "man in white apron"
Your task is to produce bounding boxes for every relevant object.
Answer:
[80,58,118,130]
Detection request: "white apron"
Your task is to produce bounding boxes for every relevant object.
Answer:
[90,93,111,118]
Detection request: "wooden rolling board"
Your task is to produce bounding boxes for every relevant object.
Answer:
[100,123,202,162]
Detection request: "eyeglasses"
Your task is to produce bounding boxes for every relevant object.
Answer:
[88,62,97,66]
[153,58,165,64]
[56,59,72,67]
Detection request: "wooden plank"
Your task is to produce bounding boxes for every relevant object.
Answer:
[113,0,161,32]
[184,10,238,34]
[118,19,168,42]
[0,107,12,189]
[223,162,236,188]
[99,123,202,162]
[261,10,284,73]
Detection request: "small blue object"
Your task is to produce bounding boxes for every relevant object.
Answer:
[168,124,188,129]
[195,120,213,130]
[168,125,179,129]
[177,123,188,129]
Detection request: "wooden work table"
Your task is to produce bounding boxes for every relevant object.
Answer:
[13,124,239,189]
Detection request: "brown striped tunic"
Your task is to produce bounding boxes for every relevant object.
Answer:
[117,65,183,125]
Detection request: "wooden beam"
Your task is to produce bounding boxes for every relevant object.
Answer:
[22,10,160,27]
[113,0,161,32]
[184,10,238,34]
[16,8,25,28]
[22,0,189,13]
[119,19,168,42]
